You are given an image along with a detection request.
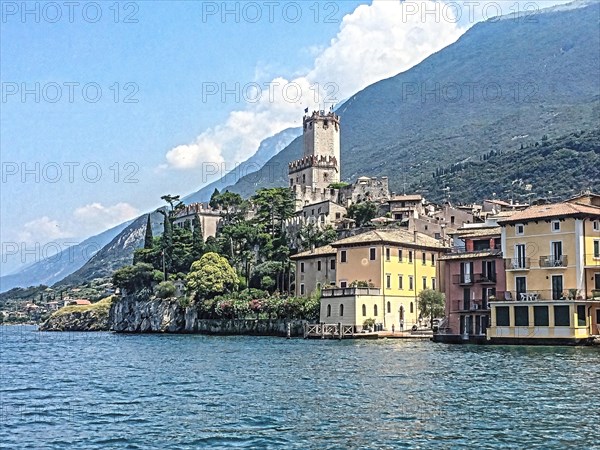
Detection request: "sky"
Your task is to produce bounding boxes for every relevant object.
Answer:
[0,0,574,274]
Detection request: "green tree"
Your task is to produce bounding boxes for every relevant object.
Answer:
[251,188,295,238]
[191,213,204,260]
[144,214,153,249]
[417,289,445,328]
[160,194,183,212]
[209,188,220,209]
[112,263,159,293]
[186,252,238,300]
[296,223,337,251]
[347,201,377,227]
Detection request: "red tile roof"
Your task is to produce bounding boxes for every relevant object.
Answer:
[497,202,600,224]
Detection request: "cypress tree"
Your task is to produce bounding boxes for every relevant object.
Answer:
[192,213,204,259]
[144,214,153,249]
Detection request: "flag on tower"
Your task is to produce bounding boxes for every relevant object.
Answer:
[304,107,308,113]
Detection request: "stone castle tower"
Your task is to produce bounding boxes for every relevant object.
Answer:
[289,110,340,209]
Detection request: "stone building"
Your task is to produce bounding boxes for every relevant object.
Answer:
[172,203,223,241]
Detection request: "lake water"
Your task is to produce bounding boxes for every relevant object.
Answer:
[1,325,598,449]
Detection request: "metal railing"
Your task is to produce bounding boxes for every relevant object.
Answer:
[504,258,530,270]
[321,287,381,297]
[539,255,568,268]
[451,299,490,312]
[492,289,591,302]
[452,273,497,285]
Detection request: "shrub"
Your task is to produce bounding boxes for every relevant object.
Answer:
[156,281,176,299]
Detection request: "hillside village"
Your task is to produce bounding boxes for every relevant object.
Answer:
[9,110,599,345]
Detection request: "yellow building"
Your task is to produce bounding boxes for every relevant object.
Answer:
[488,200,600,344]
[319,229,448,331]
[290,245,337,297]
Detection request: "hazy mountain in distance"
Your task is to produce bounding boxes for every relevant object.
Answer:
[0,221,132,293]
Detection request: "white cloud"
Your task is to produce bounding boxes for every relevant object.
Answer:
[18,216,73,244]
[163,0,465,173]
[161,0,573,175]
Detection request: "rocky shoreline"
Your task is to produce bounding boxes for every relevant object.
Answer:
[40,294,305,336]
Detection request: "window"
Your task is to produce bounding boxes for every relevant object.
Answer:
[594,240,600,258]
[409,276,414,290]
[340,281,347,288]
[432,254,436,266]
[370,248,376,261]
[516,224,525,235]
[386,274,391,289]
[551,220,560,232]
[514,306,529,326]
[339,304,344,317]
[300,262,305,273]
[362,304,366,316]
[554,305,570,326]
[431,278,436,290]
[330,259,336,270]
[335,212,341,219]
[594,220,600,231]
[422,277,427,289]
[434,232,441,240]
[534,306,549,326]
[374,304,378,316]
[410,302,414,313]
[398,249,403,261]
[385,247,391,261]
[327,304,331,317]
[408,251,413,263]
[341,250,347,263]
[300,284,305,295]
[317,261,322,271]
[398,275,403,290]
[422,253,426,265]
[577,305,586,327]
[387,301,391,313]
[496,307,510,326]
[290,178,293,186]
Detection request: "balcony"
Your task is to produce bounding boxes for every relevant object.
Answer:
[452,274,474,285]
[504,258,530,270]
[475,273,497,284]
[452,273,496,285]
[492,289,590,302]
[451,299,490,313]
[539,255,568,268]
[321,287,381,297]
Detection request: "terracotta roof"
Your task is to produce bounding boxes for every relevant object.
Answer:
[331,229,447,250]
[439,250,502,261]
[291,245,336,260]
[497,202,600,224]
[453,226,501,239]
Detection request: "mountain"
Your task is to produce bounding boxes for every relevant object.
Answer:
[218,1,600,198]
[411,129,600,203]
[55,211,164,288]
[183,127,301,203]
[0,221,131,293]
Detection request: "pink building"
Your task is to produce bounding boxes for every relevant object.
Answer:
[434,226,506,343]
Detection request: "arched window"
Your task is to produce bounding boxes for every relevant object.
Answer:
[374,304,378,316]
[302,174,306,184]
[339,304,344,316]
[410,302,414,313]
[387,301,391,313]
[362,304,367,316]
[327,304,331,317]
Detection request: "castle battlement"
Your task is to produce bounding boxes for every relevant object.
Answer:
[288,155,338,174]
[303,110,340,130]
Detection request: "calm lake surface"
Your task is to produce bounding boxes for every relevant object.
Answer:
[1,325,598,449]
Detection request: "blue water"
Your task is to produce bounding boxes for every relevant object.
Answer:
[1,326,598,449]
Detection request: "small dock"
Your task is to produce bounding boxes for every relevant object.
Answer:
[303,323,433,340]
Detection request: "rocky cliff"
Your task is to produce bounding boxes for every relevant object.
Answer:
[109,294,305,336]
